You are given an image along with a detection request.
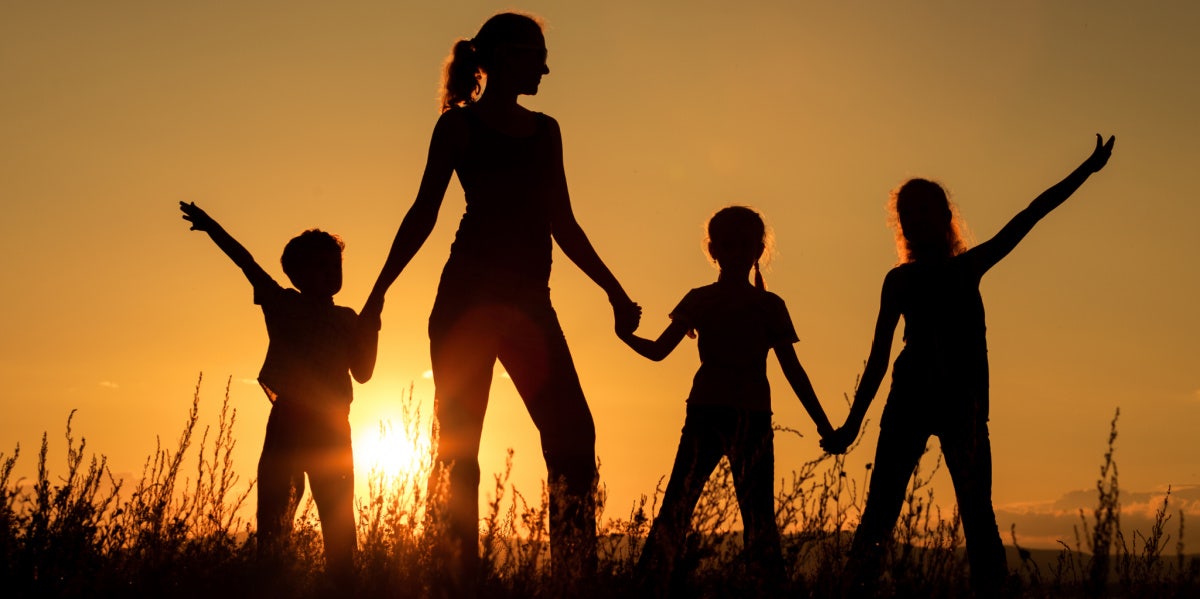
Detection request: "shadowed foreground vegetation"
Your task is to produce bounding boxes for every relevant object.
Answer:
[2,376,1198,598]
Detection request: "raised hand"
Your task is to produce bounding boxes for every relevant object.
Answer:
[1084,133,1116,173]
[179,201,216,232]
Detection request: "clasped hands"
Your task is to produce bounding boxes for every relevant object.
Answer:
[612,294,641,338]
[819,424,858,455]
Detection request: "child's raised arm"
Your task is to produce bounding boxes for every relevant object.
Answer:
[618,320,690,362]
[179,201,274,290]
[969,134,1115,274]
[773,343,834,438]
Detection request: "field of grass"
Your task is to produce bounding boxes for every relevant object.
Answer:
[2,376,1198,598]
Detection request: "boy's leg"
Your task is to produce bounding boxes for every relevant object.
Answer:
[846,422,929,592]
[728,411,784,591]
[306,413,357,585]
[498,302,599,582]
[637,406,725,592]
[428,304,501,582]
[257,402,306,560]
[940,417,1007,593]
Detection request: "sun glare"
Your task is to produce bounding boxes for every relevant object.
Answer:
[354,419,429,482]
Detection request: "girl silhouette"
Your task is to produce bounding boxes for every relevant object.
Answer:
[362,12,640,583]
[619,206,834,594]
[823,134,1115,593]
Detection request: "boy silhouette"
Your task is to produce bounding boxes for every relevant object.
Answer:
[179,201,378,583]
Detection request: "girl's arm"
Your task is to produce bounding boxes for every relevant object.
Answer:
[361,111,466,322]
[618,320,690,362]
[544,117,641,334]
[350,318,379,384]
[969,134,1115,274]
[823,268,903,454]
[179,201,274,291]
[774,343,835,438]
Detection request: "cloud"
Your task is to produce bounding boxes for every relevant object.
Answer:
[98,381,119,389]
[996,485,1200,549]
[238,378,258,386]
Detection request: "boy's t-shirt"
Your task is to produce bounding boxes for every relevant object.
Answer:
[670,281,799,413]
[254,280,359,415]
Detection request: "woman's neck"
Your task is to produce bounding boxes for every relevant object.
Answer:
[473,93,536,136]
[476,87,520,112]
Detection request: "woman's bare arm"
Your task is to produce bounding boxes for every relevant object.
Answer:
[361,111,467,322]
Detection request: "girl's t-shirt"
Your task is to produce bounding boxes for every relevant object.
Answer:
[670,281,799,413]
[885,252,992,428]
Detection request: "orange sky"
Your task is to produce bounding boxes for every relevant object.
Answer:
[2,2,1198,548]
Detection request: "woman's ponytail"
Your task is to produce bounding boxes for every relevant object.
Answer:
[440,38,481,113]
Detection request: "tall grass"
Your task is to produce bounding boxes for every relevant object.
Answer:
[2,378,1198,597]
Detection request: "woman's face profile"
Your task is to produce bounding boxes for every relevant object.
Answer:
[494,30,549,96]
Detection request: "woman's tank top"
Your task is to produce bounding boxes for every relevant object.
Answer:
[438,108,555,301]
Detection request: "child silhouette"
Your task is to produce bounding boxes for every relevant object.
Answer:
[619,206,834,594]
[179,201,379,584]
[823,134,1115,594]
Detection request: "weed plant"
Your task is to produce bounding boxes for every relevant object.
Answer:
[1,377,1198,597]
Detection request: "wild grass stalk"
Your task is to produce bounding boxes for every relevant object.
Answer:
[2,380,1200,598]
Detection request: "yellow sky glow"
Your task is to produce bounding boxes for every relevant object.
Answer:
[2,2,1198,548]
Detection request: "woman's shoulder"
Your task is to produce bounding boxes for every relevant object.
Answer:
[434,107,472,137]
[533,111,561,136]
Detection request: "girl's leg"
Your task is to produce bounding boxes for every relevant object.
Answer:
[305,414,357,585]
[940,418,1007,592]
[428,304,501,579]
[846,422,930,587]
[498,302,599,580]
[728,411,784,589]
[257,402,306,560]
[637,406,726,591]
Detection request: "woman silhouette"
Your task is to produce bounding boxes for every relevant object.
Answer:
[362,12,639,583]
[823,134,1115,594]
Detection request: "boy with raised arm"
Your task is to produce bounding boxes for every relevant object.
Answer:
[179,201,379,584]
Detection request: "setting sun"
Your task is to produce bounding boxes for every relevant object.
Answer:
[354,418,430,484]
[351,386,433,486]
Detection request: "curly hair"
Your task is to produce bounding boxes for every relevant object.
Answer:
[281,229,344,292]
[887,178,971,263]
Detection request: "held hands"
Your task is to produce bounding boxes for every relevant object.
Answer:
[611,295,642,339]
[819,423,860,455]
[179,201,216,232]
[359,294,384,332]
[1084,133,1116,173]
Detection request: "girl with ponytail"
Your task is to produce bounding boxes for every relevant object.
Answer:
[617,206,834,594]
[362,11,640,588]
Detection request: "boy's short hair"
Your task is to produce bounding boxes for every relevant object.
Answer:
[281,229,344,290]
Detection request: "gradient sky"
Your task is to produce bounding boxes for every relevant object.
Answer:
[2,1,1198,548]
